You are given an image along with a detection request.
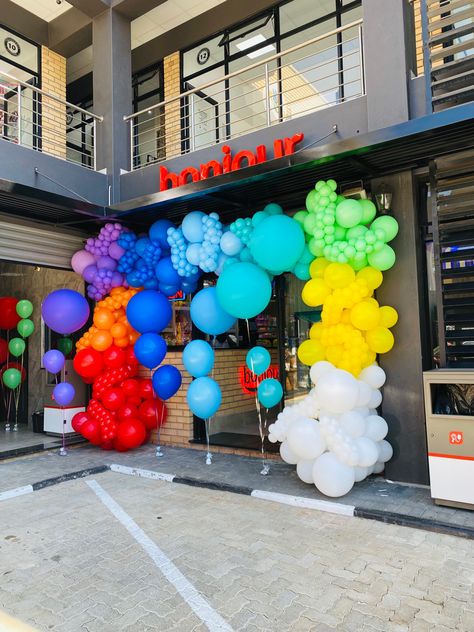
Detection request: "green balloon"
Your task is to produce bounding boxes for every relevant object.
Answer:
[16,299,33,319]
[2,368,21,389]
[368,244,396,271]
[293,210,308,227]
[17,318,34,338]
[8,337,25,358]
[335,199,363,228]
[305,189,319,213]
[371,216,399,243]
[359,199,377,225]
[57,337,73,356]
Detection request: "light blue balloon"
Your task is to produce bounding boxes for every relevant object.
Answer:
[249,214,305,272]
[186,243,201,265]
[190,287,236,336]
[182,211,205,243]
[220,231,242,256]
[216,262,272,319]
[257,378,283,408]
[246,346,271,376]
[183,340,214,378]
[187,377,222,418]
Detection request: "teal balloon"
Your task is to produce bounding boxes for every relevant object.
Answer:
[249,215,305,272]
[246,346,271,376]
[216,262,272,319]
[367,244,396,271]
[257,378,283,408]
[183,340,214,378]
[293,262,310,280]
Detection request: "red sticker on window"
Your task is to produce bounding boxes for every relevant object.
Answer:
[449,431,463,445]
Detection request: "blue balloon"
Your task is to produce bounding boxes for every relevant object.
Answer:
[186,243,201,266]
[182,281,198,295]
[126,270,142,288]
[246,346,271,376]
[53,381,75,406]
[190,287,236,336]
[135,236,151,257]
[182,211,205,243]
[149,219,174,249]
[220,231,242,256]
[41,289,90,335]
[187,377,221,418]
[183,340,214,378]
[126,290,172,334]
[43,349,65,374]
[134,333,167,369]
[156,256,181,286]
[257,378,283,408]
[152,364,182,400]
[216,262,272,319]
[249,215,305,272]
[159,283,181,296]
[144,278,159,289]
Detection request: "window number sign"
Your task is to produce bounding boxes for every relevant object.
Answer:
[449,431,463,445]
[4,37,21,57]
[196,47,210,66]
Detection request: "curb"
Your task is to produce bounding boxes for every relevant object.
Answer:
[1,463,472,540]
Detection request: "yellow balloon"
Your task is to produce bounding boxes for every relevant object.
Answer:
[297,339,326,366]
[326,345,344,365]
[302,278,331,307]
[379,305,398,328]
[309,322,323,340]
[309,257,331,279]
[366,326,394,354]
[357,266,383,290]
[350,300,381,331]
[324,262,356,289]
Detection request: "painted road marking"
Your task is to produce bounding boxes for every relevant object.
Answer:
[251,489,355,516]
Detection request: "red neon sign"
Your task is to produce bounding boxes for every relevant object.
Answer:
[159,133,304,191]
[239,365,280,395]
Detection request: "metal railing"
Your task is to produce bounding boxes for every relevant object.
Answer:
[125,19,365,171]
[0,70,103,170]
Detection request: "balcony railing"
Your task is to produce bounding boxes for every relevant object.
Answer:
[125,19,365,171]
[0,70,103,170]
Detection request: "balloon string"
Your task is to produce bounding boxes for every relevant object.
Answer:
[246,319,268,475]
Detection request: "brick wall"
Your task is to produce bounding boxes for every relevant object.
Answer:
[41,46,67,159]
[410,0,424,76]
[163,52,182,159]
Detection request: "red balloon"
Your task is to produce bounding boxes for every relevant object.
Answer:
[142,430,151,445]
[101,386,126,411]
[124,346,139,368]
[0,362,26,382]
[113,438,129,452]
[116,418,146,449]
[0,338,8,364]
[121,378,140,397]
[138,399,167,431]
[80,418,101,444]
[0,297,20,330]
[103,345,126,370]
[139,379,154,400]
[74,348,104,379]
[127,395,142,407]
[71,411,90,433]
[117,403,138,421]
[100,440,114,451]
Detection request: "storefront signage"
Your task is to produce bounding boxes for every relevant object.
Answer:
[449,431,463,445]
[239,364,280,395]
[159,132,304,191]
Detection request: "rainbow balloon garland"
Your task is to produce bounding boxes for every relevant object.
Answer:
[39,178,398,496]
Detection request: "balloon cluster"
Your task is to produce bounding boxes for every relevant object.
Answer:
[246,346,282,409]
[295,180,398,271]
[184,340,221,419]
[0,298,34,391]
[298,259,398,377]
[269,362,392,496]
[71,223,127,301]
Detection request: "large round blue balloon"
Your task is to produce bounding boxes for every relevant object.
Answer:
[43,349,65,374]
[156,256,181,286]
[187,376,221,418]
[134,333,167,369]
[149,219,174,249]
[257,378,283,408]
[246,346,271,376]
[41,289,90,335]
[190,287,236,336]
[152,364,182,400]
[216,262,272,319]
[126,290,172,334]
[53,381,75,406]
[182,211,205,243]
[249,215,305,272]
[183,340,214,378]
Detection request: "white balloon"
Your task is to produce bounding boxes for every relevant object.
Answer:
[310,361,333,384]
[315,369,360,414]
[279,441,299,464]
[372,461,385,474]
[340,411,366,438]
[353,406,369,417]
[355,437,379,467]
[368,389,383,409]
[378,439,393,463]
[287,418,326,461]
[296,458,316,484]
[356,381,372,407]
[364,415,388,442]
[354,465,370,482]
[359,364,386,389]
[312,452,355,497]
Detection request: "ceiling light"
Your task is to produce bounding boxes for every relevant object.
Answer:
[235,34,275,59]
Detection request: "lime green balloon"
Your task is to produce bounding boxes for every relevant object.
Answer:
[2,368,21,389]
[8,337,25,357]
[336,199,363,228]
[306,189,319,213]
[308,237,325,257]
[371,216,399,243]
[368,244,396,271]
[303,214,318,234]
[293,210,308,227]
[16,299,33,319]
[334,225,346,240]
[17,318,34,338]
[359,199,377,225]
[347,225,368,240]
[57,337,73,356]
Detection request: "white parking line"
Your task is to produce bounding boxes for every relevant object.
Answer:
[251,489,355,516]
[0,485,33,501]
[86,479,234,632]
[110,463,175,482]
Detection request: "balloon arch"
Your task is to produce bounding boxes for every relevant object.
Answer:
[40,179,399,497]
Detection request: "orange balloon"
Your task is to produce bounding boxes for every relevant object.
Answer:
[114,336,130,348]
[93,308,115,331]
[110,322,127,339]
[91,330,113,351]
[129,330,140,345]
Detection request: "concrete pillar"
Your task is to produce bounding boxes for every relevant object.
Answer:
[92,8,132,202]
[372,171,429,485]
[362,0,416,130]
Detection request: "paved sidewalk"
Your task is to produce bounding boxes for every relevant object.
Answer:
[1,443,473,535]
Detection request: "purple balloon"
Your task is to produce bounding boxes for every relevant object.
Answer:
[71,249,96,275]
[53,382,75,406]
[42,289,90,334]
[97,256,117,271]
[111,271,123,287]
[83,264,98,283]
[109,241,125,260]
[43,349,65,374]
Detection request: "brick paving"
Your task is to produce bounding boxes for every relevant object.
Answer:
[1,471,474,631]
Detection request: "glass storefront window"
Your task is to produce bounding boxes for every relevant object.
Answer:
[279,0,336,35]
[182,35,225,81]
